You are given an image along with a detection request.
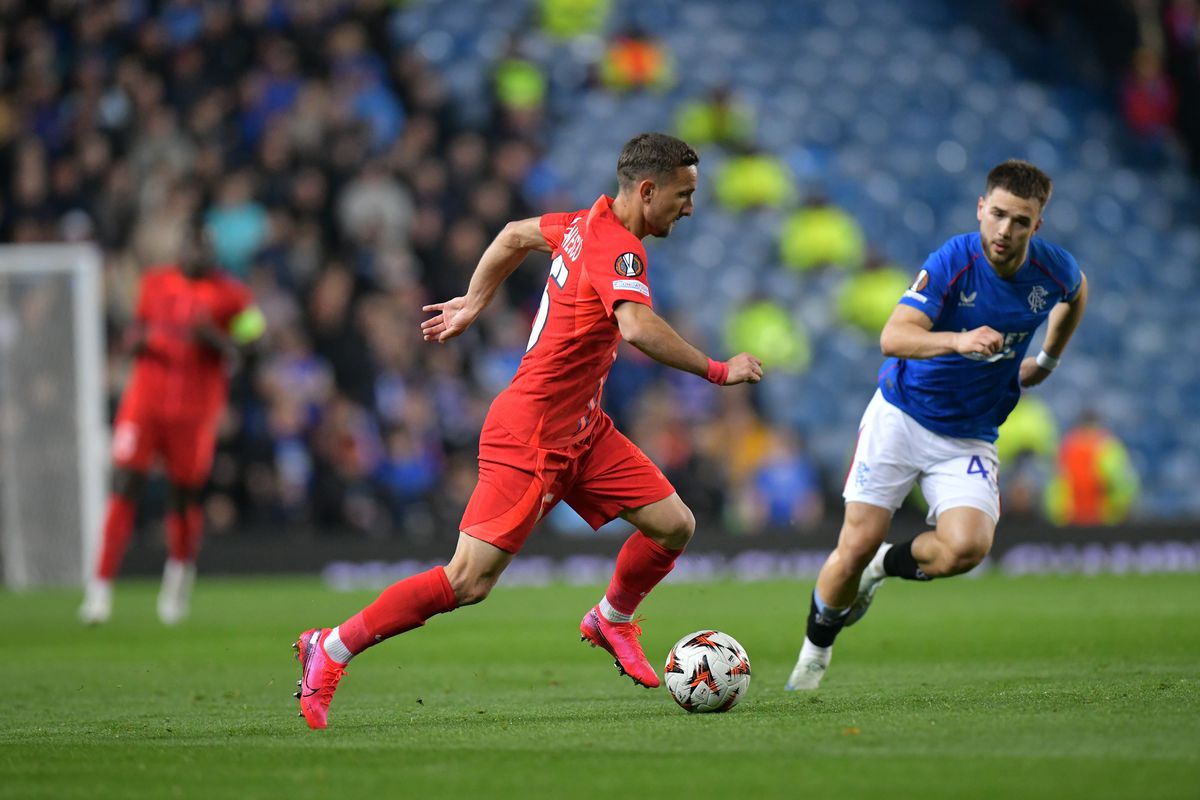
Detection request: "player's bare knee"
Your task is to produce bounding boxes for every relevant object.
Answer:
[936,528,991,576]
[642,504,694,550]
[669,504,696,545]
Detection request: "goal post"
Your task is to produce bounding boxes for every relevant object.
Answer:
[0,244,107,589]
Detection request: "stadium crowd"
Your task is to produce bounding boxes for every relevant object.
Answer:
[0,1,827,541]
[1,0,1145,542]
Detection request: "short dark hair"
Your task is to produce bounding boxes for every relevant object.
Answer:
[616,132,699,190]
[985,159,1053,208]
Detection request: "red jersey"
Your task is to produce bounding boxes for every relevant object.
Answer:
[487,195,653,449]
[123,265,252,422]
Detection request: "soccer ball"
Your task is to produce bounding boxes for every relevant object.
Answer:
[663,630,751,713]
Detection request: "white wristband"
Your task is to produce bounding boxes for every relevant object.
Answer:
[1035,350,1060,371]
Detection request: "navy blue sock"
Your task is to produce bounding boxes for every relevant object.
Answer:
[882,539,932,581]
[805,591,850,648]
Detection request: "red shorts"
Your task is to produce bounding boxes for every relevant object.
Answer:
[460,413,675,554]
[111,406,219,487]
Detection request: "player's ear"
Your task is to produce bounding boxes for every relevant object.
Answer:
[976,196,985,221]
[1033,195,1049,234]
[639,178,656,204]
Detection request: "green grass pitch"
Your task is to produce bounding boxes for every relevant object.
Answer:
[2,572,1197,799]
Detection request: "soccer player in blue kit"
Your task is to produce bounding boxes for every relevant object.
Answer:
[786,160,1089,690]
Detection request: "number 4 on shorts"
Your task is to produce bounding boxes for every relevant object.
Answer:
[967,455,989,479]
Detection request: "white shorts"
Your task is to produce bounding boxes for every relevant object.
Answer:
[843,390,1000,526]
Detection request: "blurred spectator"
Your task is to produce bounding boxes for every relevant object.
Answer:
[1045,411,1140,526]
[1120,46,1178,161]
[698,388,774,491]
[995,395,1059,519]
[239,36,301,150]
[633,402,727,519]
[539,0,611,40]
[307,265,375,409]
[836,256,912,337]
[599,28,676,93]
[1164,1,1200,170]
[311,393,385,534]
[373,425,442,531]
[732,427,825,532]
[675,85,756,151]
[205,170,268,277]
[130,178,201,266]
[336,157,416,254]
[492,41,548,121]
[780,198,867,272]
[1130,0,1167,54]
[1165,0,1199,49]
[713,148,795,212]
[726,298,812,374]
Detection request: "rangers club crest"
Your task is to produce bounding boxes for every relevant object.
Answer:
[1027,285,1048,313]
[614,252,644,277]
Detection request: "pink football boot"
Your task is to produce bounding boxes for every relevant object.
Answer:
[293,628,347,729]
[579,606,660,688]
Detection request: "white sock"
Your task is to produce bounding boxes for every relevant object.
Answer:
[800,637,832,662]
[598,596,633,623]
[866,543,892,581]
[161,559,196,591]
[86,577,113,598]
[324,627,353,665]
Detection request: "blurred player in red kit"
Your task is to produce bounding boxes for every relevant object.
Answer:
[293,132,764,729]
[79,218,265,625]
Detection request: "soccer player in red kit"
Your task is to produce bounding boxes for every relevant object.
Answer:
[79,218,264,625]
[294,132,764,729]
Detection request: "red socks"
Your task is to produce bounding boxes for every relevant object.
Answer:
[338,566,458,655]
[330,535,680,658]
[605,531,683,616]
[95,495,137,580]
[96,496,203,579]
[166,505,204,562]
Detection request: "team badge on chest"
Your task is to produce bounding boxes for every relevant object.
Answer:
[1027,285,1048,313]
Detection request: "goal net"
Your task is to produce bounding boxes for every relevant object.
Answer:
[0,245,106,589]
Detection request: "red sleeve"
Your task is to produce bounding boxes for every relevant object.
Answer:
[217,277,254,329]
[134,270,160,322]
[538,212,575,252]
[133,270,173,356]
[582,226,652,316]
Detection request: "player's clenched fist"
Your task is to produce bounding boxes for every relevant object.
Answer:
[724,352,764,385]
[953,326,1004,358]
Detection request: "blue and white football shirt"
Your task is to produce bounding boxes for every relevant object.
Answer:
[879,232,1082,442]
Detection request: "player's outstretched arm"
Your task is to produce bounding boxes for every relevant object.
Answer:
[881,304,1005,360]
[1021,271,1088,388]
[422,217,551,343]
[614,301,763,385]
[190,305,265,360]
